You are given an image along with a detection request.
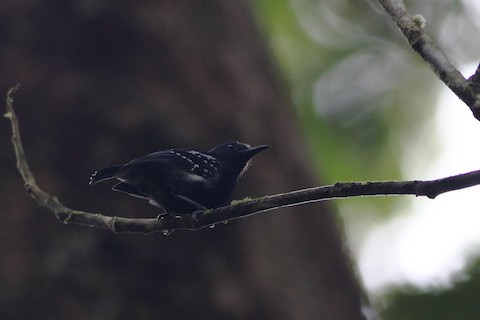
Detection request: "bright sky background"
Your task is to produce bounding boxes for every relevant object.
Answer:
[359,64,480,292]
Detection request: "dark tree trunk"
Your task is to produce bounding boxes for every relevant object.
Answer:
[1,1,369,319]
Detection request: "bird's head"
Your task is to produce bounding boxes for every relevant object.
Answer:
[209,141,269,175]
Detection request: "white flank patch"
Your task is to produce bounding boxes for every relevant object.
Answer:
[183,172,207,183]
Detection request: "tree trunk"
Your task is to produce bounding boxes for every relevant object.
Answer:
[1,0,370,319]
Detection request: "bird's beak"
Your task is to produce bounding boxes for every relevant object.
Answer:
[241,144,270,158]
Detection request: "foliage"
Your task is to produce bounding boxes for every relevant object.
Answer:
[255,0,480,318]
[254,0,446,217]
[380,255,480,320]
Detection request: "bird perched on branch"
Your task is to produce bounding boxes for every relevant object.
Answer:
[89,141,269,216]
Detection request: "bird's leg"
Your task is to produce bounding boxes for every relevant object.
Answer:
[170,193,207,221]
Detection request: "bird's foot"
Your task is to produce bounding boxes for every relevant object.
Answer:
[156,211,168,224]
[157,211,175,235]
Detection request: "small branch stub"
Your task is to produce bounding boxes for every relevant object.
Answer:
[377,0,480,120]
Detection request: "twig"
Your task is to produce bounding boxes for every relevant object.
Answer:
[377,0,480,120]
[5,86,480,234]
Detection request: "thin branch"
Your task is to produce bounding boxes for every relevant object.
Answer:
[5,86,480,234]
[377,0,480,120]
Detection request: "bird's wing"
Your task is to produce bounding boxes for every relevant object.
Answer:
[117,150,220,189]
[123,150,194,171]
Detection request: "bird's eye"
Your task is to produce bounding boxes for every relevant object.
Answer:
[227,144,236,150]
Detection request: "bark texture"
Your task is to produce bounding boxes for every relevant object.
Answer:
[1,1,368,319]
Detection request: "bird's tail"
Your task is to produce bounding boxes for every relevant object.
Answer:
[89,165,122,185]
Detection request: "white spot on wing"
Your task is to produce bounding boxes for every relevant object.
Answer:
[187,150,216,161]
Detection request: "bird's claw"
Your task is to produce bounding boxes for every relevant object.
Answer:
[157,212,168,224]
[157,213,175,235]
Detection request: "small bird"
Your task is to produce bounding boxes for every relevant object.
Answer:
[89,141,269,216]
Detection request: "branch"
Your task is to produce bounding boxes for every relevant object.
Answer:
[377,0,480,120]
[6,86,480,234]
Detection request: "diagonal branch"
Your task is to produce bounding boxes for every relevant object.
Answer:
[377,0,480,120]
[5,86,480,234]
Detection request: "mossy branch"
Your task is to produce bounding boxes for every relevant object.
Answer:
[6,86,480,234]
[377,0,480,120]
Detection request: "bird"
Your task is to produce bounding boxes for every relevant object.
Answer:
[89,141,269,216]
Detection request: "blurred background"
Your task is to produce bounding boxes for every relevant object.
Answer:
[1,0,480,319]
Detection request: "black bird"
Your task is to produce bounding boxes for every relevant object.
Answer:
[89,141,269,216]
